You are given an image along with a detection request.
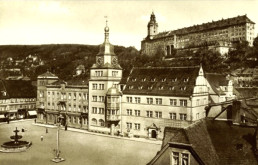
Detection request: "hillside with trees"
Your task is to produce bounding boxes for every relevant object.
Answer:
[0,44,139,80]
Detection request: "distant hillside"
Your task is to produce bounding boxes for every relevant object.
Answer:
[0,44,139,80]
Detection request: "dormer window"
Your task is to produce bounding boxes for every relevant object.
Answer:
[141,78,146,82]
[159,86,164,90]
[151,78,156,82]
[169,86,174,90]
[171,78,177,82]
[129,86,134,89]
[148,86,153,90]
[180,86,186,91]
[138,86,143,90]
[132,78,136,82]
[183,78,189,82]
[162,78,166,82]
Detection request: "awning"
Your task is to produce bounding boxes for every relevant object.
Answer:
[0,115,5,119]
[28,111,37,116]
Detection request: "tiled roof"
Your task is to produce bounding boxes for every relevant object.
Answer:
[160,119,257,165]
[205,73,229,95]
[0,80,36,99]
[150,15,254,40]
[122,66,200,97]
[38,71,58,79]
[50,74,89,87]
[235,88,258,99]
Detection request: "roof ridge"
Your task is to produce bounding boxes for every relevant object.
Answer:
[133,66,200,70]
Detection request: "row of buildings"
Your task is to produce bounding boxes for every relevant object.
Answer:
[35,22,237,139]
[141,12,256,56]
[0,80,37,122]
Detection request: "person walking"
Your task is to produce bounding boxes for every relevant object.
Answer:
[46,128,48,133]
[41,135,43,141]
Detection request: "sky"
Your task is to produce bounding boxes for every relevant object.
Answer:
[0,0,258,50]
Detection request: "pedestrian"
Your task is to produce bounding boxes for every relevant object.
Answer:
[34,118,36,123]
[41,135,43,141]
[46,128,48,133]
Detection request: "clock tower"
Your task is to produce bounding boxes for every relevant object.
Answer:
[88,20,123,134]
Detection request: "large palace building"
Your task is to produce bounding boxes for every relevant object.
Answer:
[141,12,255,56]
[36,22,235,139]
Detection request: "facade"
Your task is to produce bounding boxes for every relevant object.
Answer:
[37,74,89,129]
[0,80,37,121]
[141,12,255,56]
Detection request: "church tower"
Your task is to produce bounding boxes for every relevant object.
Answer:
[147,12,158,39]
[88,20,122,133]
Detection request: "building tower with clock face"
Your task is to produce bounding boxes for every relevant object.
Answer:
[88,21,123,134]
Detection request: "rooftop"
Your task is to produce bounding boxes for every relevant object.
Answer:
[122,66,200,97]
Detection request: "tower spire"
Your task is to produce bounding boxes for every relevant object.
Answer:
[104,16,109,42]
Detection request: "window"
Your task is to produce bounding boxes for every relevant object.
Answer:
[83,93,87,100]
[129,86,134,89]
[92,118,97,125]
[162,78,166,82]
[147,111,153,118]
[68,93,71,99]
[99,119,105,127]
[92,107,98,114]
[180,114,187,120]
[126,122,132,129]
[127,109,132,116]
[99,108,104,114]
[95,71,103,77]
[73,105,76,111]
[92,96,97,102]
[112,71,118,77]
[141,78,146,82]
[180,100,187,107]
[78,105,81,112]
[127,97,132,103]
[93,84,98,90]
[138,86,143,90]
[78,93,82,100]
[170,99,177,106]
[182,153,189,165]
[135,97,141,103]
[156,98,162,105]
[196,113,199,120]
[148,86,153,90]
[147,98,153,104]
[132,78,136,82]
[68,105,71,111]
[73,93,76,100]
[180,87,186,91]
[99,96,105,102]
[170,113,176,120]
[196,99,200,106]
[99,84,104,90]
[169,86,174,90]
[171,78,177,82]
[151,78,156,82]
[135,110,140,116]
[159,86,164,90]
[172,152,179,165]
[134,123,140,130]
[155,111,162,118]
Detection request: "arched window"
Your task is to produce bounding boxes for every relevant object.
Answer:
[99,119,105,127]
[92,118,97,125]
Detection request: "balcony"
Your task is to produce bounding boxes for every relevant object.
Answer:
[106,115,121,121]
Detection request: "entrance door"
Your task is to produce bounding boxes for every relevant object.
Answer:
[151,130,157,138]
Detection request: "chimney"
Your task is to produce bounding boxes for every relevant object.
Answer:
[231,100,241,125]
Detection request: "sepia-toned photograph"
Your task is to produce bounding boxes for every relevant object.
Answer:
[0,0,257,164]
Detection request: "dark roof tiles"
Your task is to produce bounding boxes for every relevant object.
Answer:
[122,67,200,97]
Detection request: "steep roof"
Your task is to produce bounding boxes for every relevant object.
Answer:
[0,80,36,99]
[122,66,200,97]
[149,15,254,40]
[50,74,89,87]
[205,73,229,95]
[157,119,257,165]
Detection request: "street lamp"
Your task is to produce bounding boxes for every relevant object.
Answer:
[51,113,65,163]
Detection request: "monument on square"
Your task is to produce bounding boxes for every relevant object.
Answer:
[0,127,32,153]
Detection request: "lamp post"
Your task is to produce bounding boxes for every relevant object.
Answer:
[52,113,65,163]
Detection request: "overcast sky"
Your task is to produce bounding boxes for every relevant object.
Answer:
[0,0,257,50]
